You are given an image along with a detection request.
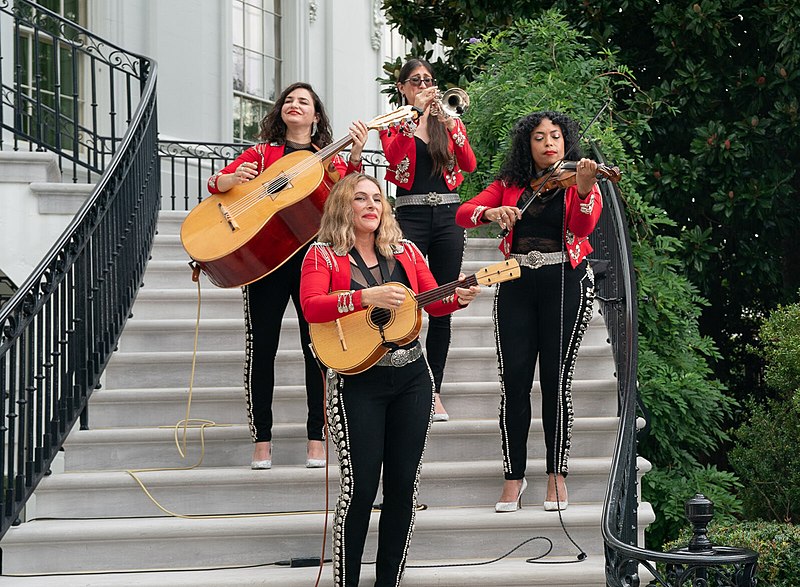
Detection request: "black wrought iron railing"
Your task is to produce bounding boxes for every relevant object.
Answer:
[0,0,159,540]
[588,145,757,585]
[157,140,391,211]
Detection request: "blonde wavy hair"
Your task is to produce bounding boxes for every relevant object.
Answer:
[318,173,404,257]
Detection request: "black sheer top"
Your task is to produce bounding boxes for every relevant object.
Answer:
[510,188,565,254]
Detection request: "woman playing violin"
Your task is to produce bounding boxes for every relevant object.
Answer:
[455,111,603,513]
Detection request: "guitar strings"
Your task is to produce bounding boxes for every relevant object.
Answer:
[222,111,413,219]
[224,139,347,216]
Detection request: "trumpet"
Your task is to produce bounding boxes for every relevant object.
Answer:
[430,87,470,119]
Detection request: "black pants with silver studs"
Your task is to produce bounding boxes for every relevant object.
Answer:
[394,202,465,394]
[243,251,325,443]
[494,260,594,480]
[327,356,433,587]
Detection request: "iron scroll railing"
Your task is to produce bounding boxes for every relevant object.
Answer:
[0,0,159,540]
[588,143,758,584]
[157,141,393,211]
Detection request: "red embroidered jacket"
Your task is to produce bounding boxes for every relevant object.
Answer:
[455,181,602,268]
[207,142,361,194]
[300,241,462,324]
[379,118,477,191]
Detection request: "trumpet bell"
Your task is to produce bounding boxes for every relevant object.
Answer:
[441,87,470,118]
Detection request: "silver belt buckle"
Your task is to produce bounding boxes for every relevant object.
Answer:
[390,348,410,367]
[526,250,546,269]
[424,192,441,205]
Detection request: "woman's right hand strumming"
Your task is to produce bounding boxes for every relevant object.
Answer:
[361,284,408,309]
[215,161,258,193]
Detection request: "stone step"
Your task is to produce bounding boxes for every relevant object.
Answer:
[61,417,619,471]
[32,456,642,519]
[132,287,245,320]
[139,259,504,317]
[0,555,611,586]
[116,312,610,352]
[102,344,616,390]
[86,378,619,428]
[0,502,653,574]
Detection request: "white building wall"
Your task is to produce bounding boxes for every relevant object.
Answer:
[0,0,409,285]
[84,0,402,151]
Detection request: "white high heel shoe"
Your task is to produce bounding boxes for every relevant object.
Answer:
[543,475,568,511]
[250,443,272,470]
[495,478,527,513]
[306,441,326,468]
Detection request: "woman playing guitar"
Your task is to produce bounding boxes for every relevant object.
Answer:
[207,82,368,470]
[300,173,479,586]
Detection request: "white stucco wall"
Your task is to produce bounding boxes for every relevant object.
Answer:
[84,0,400,151]
[0,0,410,284]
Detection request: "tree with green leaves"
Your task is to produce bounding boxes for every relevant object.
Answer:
[381,0,800,409]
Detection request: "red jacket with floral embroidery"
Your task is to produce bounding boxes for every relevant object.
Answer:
[300,240,461,324]
[207,142,360,194]
[379,118,476,191]
[455,180,602,268]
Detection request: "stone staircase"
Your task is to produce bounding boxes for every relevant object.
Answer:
[0,210,653,585]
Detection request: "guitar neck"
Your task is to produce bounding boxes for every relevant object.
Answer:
[315,134,354,164]
[415,275,478,308]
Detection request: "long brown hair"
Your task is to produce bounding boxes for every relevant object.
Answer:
[318,174,403,257]
[396,59,451,177]
[257,82,333,147]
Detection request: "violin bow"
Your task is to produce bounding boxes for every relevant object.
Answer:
[499,100,611,238]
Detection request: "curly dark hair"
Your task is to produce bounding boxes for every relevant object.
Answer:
[497,111,582,188]
[257,82,333,147]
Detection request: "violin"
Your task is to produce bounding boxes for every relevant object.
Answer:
[530,160,621,193]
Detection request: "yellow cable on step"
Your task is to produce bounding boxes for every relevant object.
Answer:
[124,269,327,520]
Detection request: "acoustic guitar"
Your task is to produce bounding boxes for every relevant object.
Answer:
[309,259,521,374]
[180,107,417,288]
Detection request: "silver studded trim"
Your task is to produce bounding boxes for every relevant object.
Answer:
[451,127,466,148]
[579,191,596,215]
[326,370,352,586]
[395,156,411,184]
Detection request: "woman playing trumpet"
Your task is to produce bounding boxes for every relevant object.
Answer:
[380,58,477,421]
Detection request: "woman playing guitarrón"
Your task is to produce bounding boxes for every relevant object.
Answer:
[207,82,368,470]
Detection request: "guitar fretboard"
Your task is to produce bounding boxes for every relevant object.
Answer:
[415,274,479,308]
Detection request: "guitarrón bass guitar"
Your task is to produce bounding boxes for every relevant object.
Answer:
[309,259,521,374]
[180,107,417,288]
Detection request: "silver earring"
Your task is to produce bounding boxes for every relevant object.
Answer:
[312,121,318,136]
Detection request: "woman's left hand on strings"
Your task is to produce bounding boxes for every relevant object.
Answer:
[455,273,480,307]
[348,120,369,162]
[575,157,599,198]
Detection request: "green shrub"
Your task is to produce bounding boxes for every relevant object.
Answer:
[664,521,800,587]
[729,398,800,523]
[757,300,800,396]
[642,465,741,549]
[456,10,740,549]
[729,300,800,523]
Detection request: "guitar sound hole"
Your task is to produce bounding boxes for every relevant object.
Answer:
[369,307,392,328]
[267,175,290,194]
